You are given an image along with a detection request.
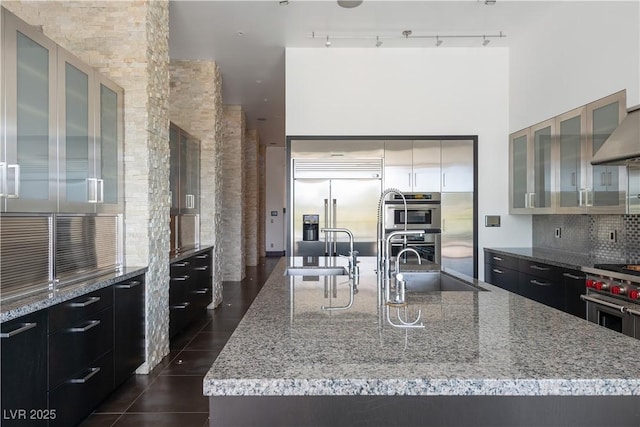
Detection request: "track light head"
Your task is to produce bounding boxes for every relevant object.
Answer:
[375,36,382,47]
[482,36,490,46]
[325,36,331,47]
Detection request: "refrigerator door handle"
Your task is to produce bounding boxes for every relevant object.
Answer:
[332,198,337,255]
[324,198,329,255]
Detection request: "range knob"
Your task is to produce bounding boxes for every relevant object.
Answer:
[595,281,608,291]
[586,279,596,288]
[611,285,626,296]
[629,289,640,300]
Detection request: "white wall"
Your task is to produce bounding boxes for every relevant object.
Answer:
[286,47,532,276]
[265,147,286,253]
[509,1,640,130]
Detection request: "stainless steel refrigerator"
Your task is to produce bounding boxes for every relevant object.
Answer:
[291,158,382,257]
[441,192,474,277]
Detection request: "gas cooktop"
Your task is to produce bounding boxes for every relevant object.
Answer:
[594,264,640,276]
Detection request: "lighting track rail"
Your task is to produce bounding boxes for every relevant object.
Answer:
[312,31,506,47]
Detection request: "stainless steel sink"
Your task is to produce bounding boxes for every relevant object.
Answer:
[284,266,349,276]
[398,271,486,292]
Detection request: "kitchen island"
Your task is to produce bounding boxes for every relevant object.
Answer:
[204,257,640,426]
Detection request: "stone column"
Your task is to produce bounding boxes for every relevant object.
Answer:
[4,0,171,373]
[169,60,224,307]
[259,144,267,258]
[221,106,246,281]
[244,129,259,267]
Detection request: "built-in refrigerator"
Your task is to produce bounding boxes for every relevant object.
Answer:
[291,158,382,257]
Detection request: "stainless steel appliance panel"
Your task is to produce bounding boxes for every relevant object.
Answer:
[293,178,381,256]
[178,213,200,252]
[441,192,474,277]
[628,165,640,214]
[0,215,53,301]
[55,214,121,284]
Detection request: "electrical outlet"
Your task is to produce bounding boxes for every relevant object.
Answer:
[609,230,618,242]
[554,227,561,238]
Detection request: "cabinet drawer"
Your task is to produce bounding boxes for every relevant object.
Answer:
[191,250,212,268]
[518,259,562,283]
[49,286,113,332]
[518,272,563,310]
[484,263,519,294]
[485,251,519,270]
[49,351,114,427]
[49,306,113,388]
[170,259,193,276]
[1,310,48,426]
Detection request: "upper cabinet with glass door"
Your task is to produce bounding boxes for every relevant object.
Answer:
[586,90,627,214]
[556,107,587,213]
[509,120,556,214]
[1,9,124,214]
[1,10,58,212]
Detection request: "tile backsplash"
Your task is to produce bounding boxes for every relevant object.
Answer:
[533,215,640,263]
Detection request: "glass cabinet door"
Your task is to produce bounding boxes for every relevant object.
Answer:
[509,129,530,212]
[587,91,627,213]
[184,137,200,214]
[2,14,58,212]
[557,107,587,212]
[95,75,124,214]
[57,49,94,213]
[169,125,181,214]
[531,119,555,211]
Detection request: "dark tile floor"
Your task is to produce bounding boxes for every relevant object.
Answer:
[79,257,280,427]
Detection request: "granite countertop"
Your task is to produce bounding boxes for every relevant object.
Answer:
[0,266,147,323]
[204,256,640,397]
[170,245,214,264]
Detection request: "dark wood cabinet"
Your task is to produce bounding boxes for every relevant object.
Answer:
[113,274,145,387]
[562,270,587,318]
[0,272,146,426]
[170,249,213,340]
[0,310,48,426]
[48,287,114,426]
[484,250,586,318]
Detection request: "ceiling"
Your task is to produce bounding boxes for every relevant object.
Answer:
[168,0,565,146]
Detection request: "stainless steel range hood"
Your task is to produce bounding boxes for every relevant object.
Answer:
[591,106,640,165]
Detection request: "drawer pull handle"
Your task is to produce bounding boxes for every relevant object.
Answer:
[563,273,583,280]
[173,262,190,267]
[492,256,503,261]
[194,266,209,271]
[115,280,141,289]
[171,302,191,309]
[195,254,209,259]
[0,322,37,338]
[171,275,190,281]
[69,320,101,333]
[70,296,101,308]
[69,367,101,384]
[530,265,550,271]
[492,268,504,274]
[530,279,551,286]
[194,288,209,294]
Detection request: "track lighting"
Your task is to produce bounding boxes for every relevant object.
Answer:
[311,31,505,47]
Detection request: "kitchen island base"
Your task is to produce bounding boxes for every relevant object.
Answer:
[210,395,640,426]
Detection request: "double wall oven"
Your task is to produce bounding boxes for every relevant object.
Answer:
[384,192,441,263]
[582,265,640,339]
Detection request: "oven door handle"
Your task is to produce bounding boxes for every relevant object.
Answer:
[580,294,626,313]
[626,308,640,317]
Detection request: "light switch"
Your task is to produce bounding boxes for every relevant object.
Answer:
[485,215,501,227]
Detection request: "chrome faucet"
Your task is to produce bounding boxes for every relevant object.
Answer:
[320,227,359,279]
[391,247,422,305]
